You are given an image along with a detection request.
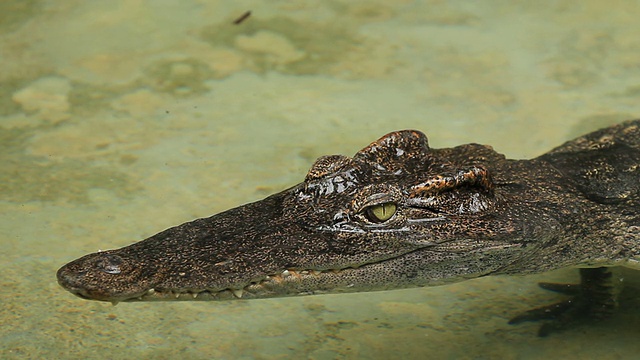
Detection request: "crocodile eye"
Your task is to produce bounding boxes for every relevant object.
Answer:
[365,202,397,223]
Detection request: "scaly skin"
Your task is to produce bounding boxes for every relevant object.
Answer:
[57,121,640,307]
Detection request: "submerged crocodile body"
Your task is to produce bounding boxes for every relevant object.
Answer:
[58,120,640,332]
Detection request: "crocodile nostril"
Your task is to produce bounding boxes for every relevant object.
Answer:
[96,254,124,275]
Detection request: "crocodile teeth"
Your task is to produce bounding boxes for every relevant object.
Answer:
[231,289,244,298]
[310,270,321,276]
[282,270,291,277]
[175,292,180,299]
[192,292,198,299]
[147,288,156,295]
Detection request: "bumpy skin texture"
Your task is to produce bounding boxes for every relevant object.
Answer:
[57,121,640,303]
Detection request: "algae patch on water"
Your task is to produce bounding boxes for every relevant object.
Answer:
[0,125,138,203]
[200,16,362,76]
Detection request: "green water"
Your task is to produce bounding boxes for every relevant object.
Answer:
[2,1,640,359]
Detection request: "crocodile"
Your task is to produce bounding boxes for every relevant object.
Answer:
[57,120,640,335]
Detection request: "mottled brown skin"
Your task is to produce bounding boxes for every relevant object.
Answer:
[58,120,640,332]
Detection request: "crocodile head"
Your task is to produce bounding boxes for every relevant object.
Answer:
[57,130,538,303]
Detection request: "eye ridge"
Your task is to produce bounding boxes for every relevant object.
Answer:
[364,202,397,223]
